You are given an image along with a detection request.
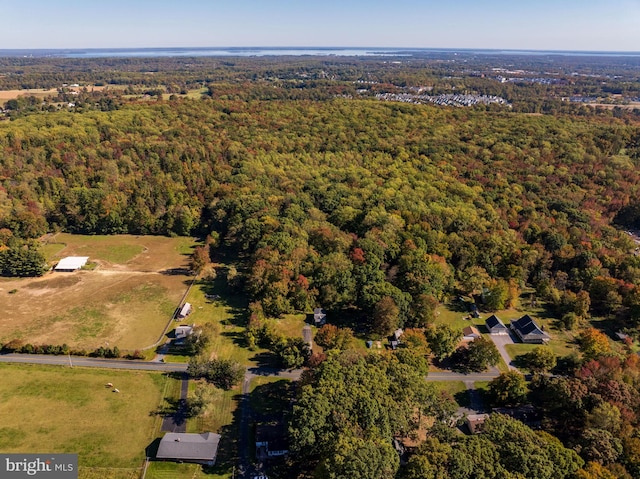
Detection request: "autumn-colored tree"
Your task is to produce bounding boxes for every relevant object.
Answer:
[372,296,399,337]
[488,371,528,406]
[314,324,354,351]
[523,346,557,374]
[579,328,612,361]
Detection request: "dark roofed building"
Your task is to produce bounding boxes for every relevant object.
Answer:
[486,315,508,335]
[510,315,550,344]
[313,308,326,326]
[255,424,289,459]
[156,432,221,465]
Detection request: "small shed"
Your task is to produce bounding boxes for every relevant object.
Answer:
[486,315,508,335]
[156,432,221,465]
[178,303,192,319]
[54,256,89,272]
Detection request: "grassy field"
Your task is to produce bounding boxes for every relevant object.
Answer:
[0,363,172,479]
[430,381,469,407]
[0,234,196,350]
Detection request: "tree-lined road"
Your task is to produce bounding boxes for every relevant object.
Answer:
[0,353,501,381]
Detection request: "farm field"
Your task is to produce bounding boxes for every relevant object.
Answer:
[0,363,172,479]
[0,234,196,350]
[0,85,113,101]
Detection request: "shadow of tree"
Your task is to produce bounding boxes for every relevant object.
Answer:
[250,380,293,419]
[453,389,471,408]
[249,352,281,369]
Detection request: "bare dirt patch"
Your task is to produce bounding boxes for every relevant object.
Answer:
[0,234,196,350]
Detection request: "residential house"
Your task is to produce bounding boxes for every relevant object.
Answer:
[462,326,481,341]
[510,315,550,344]
[255,424,289,459]
[486,315,509,335]
[313,308,326,326]
[465,413,489,434]
[156,432,221,465]
[175,325,194,340]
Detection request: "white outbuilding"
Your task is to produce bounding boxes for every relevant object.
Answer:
[54,256,90,272]
[177,302,193,319]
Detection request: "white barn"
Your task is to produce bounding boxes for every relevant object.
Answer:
[54,256,89,272]
[177,302,193,319]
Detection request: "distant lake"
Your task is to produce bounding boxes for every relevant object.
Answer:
[1,47,640,59]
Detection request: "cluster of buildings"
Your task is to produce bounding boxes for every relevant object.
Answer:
[375,92,510,108]
[465,313,550,344]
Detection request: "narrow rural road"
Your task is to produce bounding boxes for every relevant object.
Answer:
[1,354,497,381]
[0,353,188,372]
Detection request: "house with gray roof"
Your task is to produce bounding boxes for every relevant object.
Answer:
[313,308,326,326]
[486,315,509,335]
[510,315,550,344]
[156,432,221,465]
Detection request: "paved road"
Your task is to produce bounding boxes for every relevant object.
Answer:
[426,370,500,382]
[0,353,188,372]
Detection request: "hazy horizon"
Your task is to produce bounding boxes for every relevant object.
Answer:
[3,1,639,52]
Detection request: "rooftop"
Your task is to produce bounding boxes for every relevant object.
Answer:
[54,256,89,270]
[156,432,221,462]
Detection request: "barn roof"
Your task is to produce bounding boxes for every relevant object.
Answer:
[156,432,221,461]
[54,256,89,270]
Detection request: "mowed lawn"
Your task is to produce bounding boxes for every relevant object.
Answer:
[0,234,196,350]
[0,363,171,479]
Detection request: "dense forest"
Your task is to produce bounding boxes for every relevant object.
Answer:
[2,54,640,478]
[3,93,640,324]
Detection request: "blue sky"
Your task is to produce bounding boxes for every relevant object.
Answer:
[3,0,640,51]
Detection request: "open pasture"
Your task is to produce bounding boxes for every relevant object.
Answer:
[0,234,195,350]
[0,363,171,479]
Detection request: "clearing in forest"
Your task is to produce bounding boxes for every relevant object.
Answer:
[0,233,196,350]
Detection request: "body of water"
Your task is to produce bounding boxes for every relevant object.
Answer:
[1,47,639,59]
